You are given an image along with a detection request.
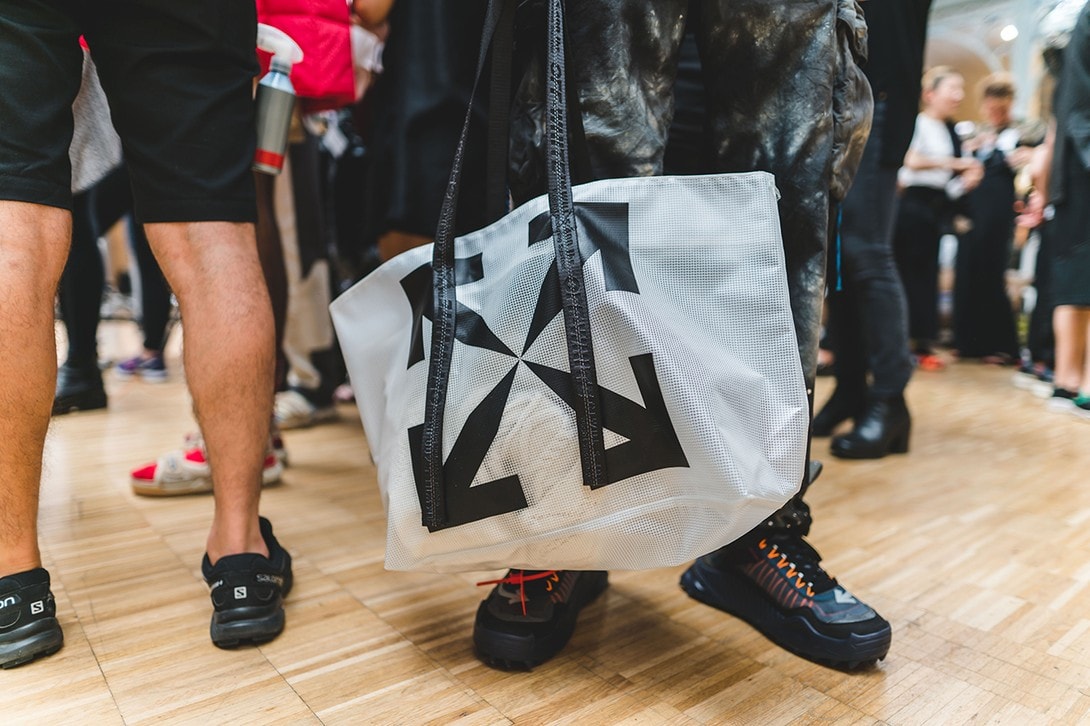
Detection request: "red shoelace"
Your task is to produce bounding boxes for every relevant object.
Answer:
[476,570,558,616]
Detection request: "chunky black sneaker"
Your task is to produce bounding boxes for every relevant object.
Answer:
[473,569,608,670]
[0,568,64,668]
[201,517,293,648]
[681,534,890,670]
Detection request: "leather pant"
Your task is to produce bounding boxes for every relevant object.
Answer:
[509,0,872,510]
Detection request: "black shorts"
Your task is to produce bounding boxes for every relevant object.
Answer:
[0,0,258,224]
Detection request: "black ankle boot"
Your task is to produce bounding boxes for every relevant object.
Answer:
[53,364,107,415]
[811,387,864,437]
[829,395,910,459]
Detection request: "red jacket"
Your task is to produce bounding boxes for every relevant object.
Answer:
[257,0,355,112]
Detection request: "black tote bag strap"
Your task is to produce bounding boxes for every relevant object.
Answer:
[422,0,606,529]
[484,0,516,223]
[485,5,592,219]
[543,0,606,489]
[422,0,508,529]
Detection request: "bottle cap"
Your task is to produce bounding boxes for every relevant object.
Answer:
[257,23,304,73]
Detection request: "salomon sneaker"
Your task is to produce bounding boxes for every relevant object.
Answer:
[201,517,293,648]
[681,535,890,670]
[473,569,608,670]
[0,568,64,668]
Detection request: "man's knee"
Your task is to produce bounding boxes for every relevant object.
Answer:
[145,221,259,282]
[0,201,72,291]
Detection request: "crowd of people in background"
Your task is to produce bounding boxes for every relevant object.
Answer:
[821,6,1090,435]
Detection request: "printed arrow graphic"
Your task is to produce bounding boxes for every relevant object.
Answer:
[401,201,688,531]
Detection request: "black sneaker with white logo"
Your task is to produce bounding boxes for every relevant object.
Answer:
[0,568,64,669]
[201,517,293,648]
[681,533,891,670]
[473,569,608,670]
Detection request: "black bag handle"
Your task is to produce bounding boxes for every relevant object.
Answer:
[421,0,606,530]
[541,0,606,489]
[484,3,594,219]
[484,0,516,223]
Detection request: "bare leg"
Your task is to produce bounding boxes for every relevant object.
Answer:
[1054,305,1088,391]
[145,221,274,562]
[0,202,71,577]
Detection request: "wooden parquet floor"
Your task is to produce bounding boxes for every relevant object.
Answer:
[5,325,1090,725]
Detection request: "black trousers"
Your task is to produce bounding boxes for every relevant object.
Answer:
[59,165,171,369]
[893,186,947,347]
[825,104,914,399]
[1028,223,1056,366]
[953,156,1019,359]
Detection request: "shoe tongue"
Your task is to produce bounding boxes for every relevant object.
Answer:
[768,536,837,593]
[510,566,558,593]
[497,566,562,601]
[489,570,560,622]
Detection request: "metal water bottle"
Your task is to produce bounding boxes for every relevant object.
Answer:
[253,24,304,175]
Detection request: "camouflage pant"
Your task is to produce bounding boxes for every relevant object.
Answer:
[510,0,872,507]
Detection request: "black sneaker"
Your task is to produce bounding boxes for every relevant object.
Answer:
[201,517,293,648]
[681,534,890,670]
[1048,387,1079,412]
[473,569,608,670]
[0,568,64,669]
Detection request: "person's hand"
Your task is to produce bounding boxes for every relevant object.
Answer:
[949,157,979,173]
[959,159,985,191]
[352,0,393,31]
[1015,190,1046,228]
[952,215,973,236]
[1006,146,1034,170]
[963,131,994,154]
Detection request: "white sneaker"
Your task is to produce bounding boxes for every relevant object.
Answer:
[131,442,284,497]
[274,390,338,430]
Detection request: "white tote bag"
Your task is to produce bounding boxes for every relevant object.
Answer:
[331,0,808,573]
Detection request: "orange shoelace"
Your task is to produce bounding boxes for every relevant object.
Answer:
[476,570,558,616]
[759,539,815,598]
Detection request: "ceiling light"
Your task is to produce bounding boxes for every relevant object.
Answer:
[1000,24,1019,42]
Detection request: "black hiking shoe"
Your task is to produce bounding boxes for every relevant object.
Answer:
[0,568,64,668]
[201,517,293,648]
[473,569,608,670]
[681,534,890,670]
